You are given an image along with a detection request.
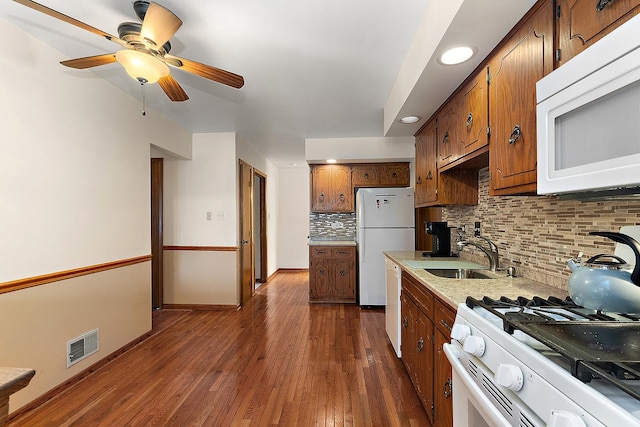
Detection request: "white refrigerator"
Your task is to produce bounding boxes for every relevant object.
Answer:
[356,187,415,306]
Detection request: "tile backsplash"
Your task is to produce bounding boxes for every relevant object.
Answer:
[309,212,356,240]
[443,168,640,289]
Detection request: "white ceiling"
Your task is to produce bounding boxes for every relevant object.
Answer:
[2,0,535,167]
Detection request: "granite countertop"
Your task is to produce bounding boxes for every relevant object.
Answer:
[385,251,568,311]
[308,239,356,247]
[0,367,35,394]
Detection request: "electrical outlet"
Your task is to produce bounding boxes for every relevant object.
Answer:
[217,211,225,221]
[474,221,481,236]
[206,212,212,221]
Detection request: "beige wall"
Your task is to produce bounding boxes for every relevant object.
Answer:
[0,263,151,412]
[443,168,640,289]
[163,250,238,305]
[0,16,189,413]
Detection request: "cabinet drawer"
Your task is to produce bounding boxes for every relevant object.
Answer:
[310,247,332,258]
[434,299,455,337]
[331,247,355,258]
[401,271,434,317]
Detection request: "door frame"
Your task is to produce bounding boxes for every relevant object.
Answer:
[254,169,268,284]
[238,160,268,305]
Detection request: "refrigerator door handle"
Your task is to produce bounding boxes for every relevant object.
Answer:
[360,232,365,263]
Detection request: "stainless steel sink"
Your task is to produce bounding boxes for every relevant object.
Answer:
[424,268,492,279]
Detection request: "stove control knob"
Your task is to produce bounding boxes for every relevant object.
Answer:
[495,364,523,391]
[462,335,485,356]
[548,410,587,427]
[450,324,471,342]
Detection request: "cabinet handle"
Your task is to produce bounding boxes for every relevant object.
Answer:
[426,170,433,180]
[417,176,422,184]
[391,172,398,178]
[339,193,345,200]
[417,337,424,352]
[443,378,452,398]
[465,112,473,128]
[339,270,345,276]
[596,0,612,11]
[508,125,521,145]
[364,172,370,178]
[440,319,452,332]
[442,131,449,144]
[319,192,325,200]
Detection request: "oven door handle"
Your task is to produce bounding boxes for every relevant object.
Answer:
[443,344,512,427]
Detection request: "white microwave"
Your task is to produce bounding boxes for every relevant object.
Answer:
[537,14,640,196]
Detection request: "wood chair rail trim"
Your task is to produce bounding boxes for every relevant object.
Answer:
[0,255,152,295]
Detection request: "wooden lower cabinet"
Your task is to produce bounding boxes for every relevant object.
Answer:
[401,271,454,426]
[309,246,356,303]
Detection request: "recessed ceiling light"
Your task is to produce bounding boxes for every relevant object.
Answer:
[399,115,421,124]
[327,159,337,164]
[439,46,475,65]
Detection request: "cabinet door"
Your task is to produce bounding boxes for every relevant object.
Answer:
[489,0,553,194]
[557,0,640,67]
[331,248,356,301]
[310,166,334,211]
[415,312,435,425]
[381,163,410,187]
[459,69,488,157]
[437,103,459,167]
[415,120,438,206]
[434,330,453,427]
[400,292,415,379]
[331,165,353,212]
[309,258,332,301]
[351,164,380,187]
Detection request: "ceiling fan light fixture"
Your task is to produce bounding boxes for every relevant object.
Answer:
[439,46,475,65]
[116,49,169,84]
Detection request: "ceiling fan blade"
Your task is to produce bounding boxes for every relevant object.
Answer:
[164,54,244,89]
[158,74,189,102]
[12,0,126,47]
[140,2,182,49]
[60,53,117,69]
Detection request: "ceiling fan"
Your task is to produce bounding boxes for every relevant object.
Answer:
[13,0,244,102]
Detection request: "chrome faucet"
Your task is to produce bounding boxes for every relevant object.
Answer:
[457,236,500,271]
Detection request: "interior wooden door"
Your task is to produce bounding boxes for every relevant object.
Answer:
[239,160,254,305]
[150,158,163,309]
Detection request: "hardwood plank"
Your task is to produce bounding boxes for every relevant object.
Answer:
[7,271,429,426]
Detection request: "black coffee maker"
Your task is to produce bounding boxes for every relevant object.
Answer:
[424,221,453,257]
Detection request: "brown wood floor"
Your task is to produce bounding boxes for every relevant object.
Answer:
[7,271,428,426]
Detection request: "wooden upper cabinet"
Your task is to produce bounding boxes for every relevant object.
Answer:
[310,165,353,212]
[458,69,489,158]
[488,0,554,195]
[436,102,459,168]
[414,120,439,206]
[556,0,640,67]
[352,163,410,187]
[414,118,478,207]
[381,163,411,186]
[351,164,380,187]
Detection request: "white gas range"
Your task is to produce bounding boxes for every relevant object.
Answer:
[444,296,640,427]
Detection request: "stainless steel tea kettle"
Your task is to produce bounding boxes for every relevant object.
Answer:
[566,231,640,313]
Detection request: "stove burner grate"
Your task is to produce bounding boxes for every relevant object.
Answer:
[466,296,640,401]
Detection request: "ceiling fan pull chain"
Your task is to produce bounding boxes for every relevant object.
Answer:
[141,82,146,116]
